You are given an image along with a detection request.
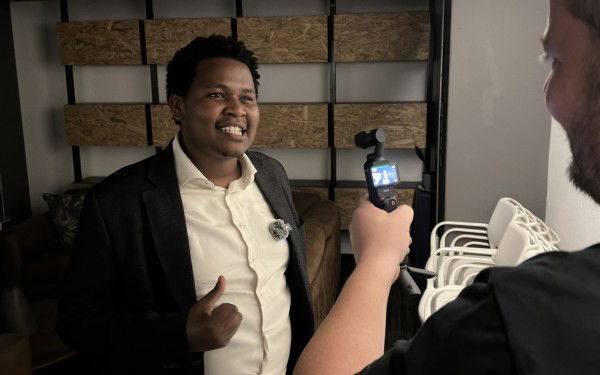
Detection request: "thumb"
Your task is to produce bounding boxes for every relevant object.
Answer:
[200,275,226,310]
[391,205,414,229]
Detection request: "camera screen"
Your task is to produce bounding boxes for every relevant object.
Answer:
[371,163,398,187]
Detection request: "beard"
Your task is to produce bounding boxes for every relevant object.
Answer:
[567,57,600,204]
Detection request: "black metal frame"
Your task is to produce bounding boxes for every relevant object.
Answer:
[60,0,83,182]
[327,0,337,200]
[55,0,449,216]
[429,0,451,222]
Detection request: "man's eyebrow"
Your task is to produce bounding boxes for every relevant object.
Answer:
[204,83,255,94]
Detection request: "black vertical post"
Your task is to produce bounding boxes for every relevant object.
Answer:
[435,0,451,222]
[232,0,242,40]
[60,0,83,182]
[144,0,161,153]
[328,0,336,201]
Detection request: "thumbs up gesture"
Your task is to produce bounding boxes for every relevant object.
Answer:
[186,275,243,352]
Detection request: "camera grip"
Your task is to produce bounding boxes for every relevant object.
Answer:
[399,264,421,295]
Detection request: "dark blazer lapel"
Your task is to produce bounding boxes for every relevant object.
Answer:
[142,145,197,313]
[254,171,294,225]
[252,155,308,274]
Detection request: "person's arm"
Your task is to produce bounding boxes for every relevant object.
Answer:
[293,198,413,375]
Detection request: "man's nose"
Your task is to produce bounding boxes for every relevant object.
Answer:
[224,98,246,117]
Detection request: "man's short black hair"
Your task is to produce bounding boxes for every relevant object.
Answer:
[166,34,260,99]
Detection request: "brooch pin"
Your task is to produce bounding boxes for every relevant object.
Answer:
[269,219,292,240]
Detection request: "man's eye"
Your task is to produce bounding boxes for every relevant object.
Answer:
[241,96,255,103]
[208,93,225,99]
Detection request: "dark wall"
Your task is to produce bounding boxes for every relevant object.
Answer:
[0,1,31,227]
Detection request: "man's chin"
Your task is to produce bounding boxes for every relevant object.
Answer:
[569,160,600,205]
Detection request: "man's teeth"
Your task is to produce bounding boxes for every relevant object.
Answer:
[220,126,243,135]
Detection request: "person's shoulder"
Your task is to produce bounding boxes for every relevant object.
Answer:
[88,151,164,198]
[246,151,286,173]
[247,150,281,166]
[485,246,600,286]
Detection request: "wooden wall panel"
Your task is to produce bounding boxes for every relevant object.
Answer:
[145,19,231,64]
[334,103,426,149]
[238,16,327,63]
[150,105,179,147]
[254,104,328,148]
[334,12,429,62]
[335,188,414,230]
[57,21,141,65]
[64,104,147,146]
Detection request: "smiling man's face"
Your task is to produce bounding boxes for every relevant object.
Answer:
[174,57,259,160]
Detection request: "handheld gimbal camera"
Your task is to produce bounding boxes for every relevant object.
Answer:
[354,128,436,296]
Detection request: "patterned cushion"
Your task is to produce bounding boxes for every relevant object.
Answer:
[42,190,87,250]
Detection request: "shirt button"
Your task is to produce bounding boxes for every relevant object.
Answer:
[237,223,245,229]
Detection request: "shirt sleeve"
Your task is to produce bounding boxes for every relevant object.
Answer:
[357,278,515,375]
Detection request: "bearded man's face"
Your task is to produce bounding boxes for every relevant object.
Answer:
[543,0,600,203]
[568,59,600,204]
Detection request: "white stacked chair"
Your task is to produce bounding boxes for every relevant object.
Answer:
[418,198,560,322]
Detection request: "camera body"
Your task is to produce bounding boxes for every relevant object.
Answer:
[355,128,425,295]
[365,160,399,213]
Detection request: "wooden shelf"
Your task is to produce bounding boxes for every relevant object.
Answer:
[145,18,231,64]
[334,103,427,149]
[334,12,430,62]
[238,16,328,63]
[57,21,142,65]
[64,104,147,147]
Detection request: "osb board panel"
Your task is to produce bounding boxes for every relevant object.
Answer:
[145,18,231,64]
[334,103,426,149]
[334,12,430,62]
[57,21,141,65]
[254,104,328,148]
[151,105,179,147]
[291,187,329,201]
[64,104,147,146]
[335,188,414,230]
[238,16,327,63]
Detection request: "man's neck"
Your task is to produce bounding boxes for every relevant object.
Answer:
[192,154,241,188]
[179,137,242,188]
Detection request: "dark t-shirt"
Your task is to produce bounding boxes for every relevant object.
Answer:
[359,245,600,375]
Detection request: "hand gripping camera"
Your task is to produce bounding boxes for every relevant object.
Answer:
[355,129,436,295]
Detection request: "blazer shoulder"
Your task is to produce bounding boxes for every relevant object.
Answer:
[88,153,161,198]
[247,151,287,174]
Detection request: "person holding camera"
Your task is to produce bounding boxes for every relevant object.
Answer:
[294,0,600,374]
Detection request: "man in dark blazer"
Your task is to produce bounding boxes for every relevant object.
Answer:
[57,35,314,374]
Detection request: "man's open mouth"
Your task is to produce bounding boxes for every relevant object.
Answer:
[218,125,247,136]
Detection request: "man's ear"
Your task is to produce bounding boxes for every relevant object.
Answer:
[168,94,184,125]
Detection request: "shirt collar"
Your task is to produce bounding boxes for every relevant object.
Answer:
[172,133,256,191]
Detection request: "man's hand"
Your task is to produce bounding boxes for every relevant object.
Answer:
[186,275,242,352]
[349,197,414,285]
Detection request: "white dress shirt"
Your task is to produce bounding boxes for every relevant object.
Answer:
[173,135,292,375]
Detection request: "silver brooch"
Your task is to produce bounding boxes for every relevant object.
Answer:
[269,219,292,240]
